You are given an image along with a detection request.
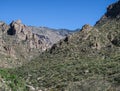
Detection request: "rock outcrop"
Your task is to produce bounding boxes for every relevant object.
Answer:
[106,0,120,19]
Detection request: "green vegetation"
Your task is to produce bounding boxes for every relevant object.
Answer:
[11,17,120,90]
[13,50,120,90]
[0,69,27,91]
[10,18,120,90]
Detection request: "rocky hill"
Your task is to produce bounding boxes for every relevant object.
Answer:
[0,20,72,68]
[10,1,120,91]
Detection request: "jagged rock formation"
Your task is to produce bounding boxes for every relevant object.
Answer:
[8,20,52,50]
[0,20,72,68]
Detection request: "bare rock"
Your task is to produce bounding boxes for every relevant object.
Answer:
[15,19,22,24]
[0,22,9,34]
[26,85,36,91]
[3,45,16,58]
[9,20,25,35]
[91,42,101,50]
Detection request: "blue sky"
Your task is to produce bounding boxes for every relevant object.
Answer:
[0,0,116,30]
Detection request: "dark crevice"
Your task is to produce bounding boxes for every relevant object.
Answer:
[7,26,16,35]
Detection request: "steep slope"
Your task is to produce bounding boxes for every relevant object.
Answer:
[0,20,72,68]
[13,1,120,91]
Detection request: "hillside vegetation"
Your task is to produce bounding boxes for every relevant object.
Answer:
[1,1,120,91]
